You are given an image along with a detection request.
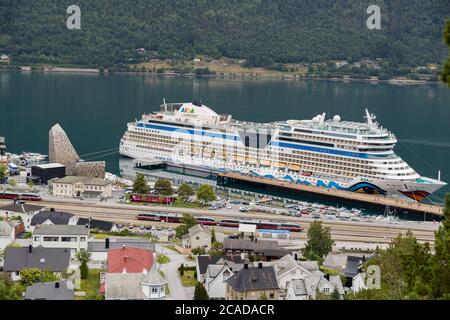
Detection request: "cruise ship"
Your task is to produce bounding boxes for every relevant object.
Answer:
[119,101,446,201]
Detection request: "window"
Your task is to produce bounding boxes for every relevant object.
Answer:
[80,237,86,242]
[61,237,77,242]
[323,287,330,293]
[43,237,59,242]
[34,236,40,241]
[152,287,158,294]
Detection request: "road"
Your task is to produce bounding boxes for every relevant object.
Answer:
[155,243,195,300]
[0,198,438,244]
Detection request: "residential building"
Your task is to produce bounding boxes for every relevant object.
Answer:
[273,254,321,290]
[88,238,156,268]
[3,246,71,281]
[52,176,112,199]
[344,255,368,292]
[30,209,78,230]
[226,263,280,300]
[104,269,167,300]
[285,274,344,300]
[223,238,287,261]
[182,224,211,252]
[196,255,245,283]
[0,221,15,251]
[107,246,155,273]
[205,263,234,299]
[32,225,90,254]
[0,201,45,230]
[24,281,74,300]
[77,218,118,233]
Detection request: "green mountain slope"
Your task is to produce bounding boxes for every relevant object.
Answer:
[0,0,449,68]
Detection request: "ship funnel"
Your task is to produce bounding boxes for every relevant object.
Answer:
[438,170,441,182]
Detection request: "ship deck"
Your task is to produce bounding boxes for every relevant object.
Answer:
[218,172,444,217]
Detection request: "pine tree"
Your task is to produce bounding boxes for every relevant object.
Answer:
[194,282,209,300]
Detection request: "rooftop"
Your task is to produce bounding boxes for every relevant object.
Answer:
[31,210,74,226]
[33,224,90,236]
[223,238,279,251]
[33,163,65,169]
[107,247,154,273]
[0,202,44,214]
[24,281,74,300]
[55,176,111,186]
[104,270,166,300]
[88,239,155,252]
[3,247,70,272]
[226,265,279,292]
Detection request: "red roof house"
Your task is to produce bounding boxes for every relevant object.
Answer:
[107,246,155,273]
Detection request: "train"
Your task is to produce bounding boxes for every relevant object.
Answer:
[0,191,42,201]
[136,213,303,232]
[129,194,176,204]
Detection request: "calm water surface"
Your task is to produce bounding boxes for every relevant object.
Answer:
[0,72,449,201]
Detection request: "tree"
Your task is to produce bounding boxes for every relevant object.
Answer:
[76,250,92,280]
[27,180,34,189]
[331,288,341,300]
[430,193,450,298]
[19,268,58,287]
[155,178,173,196]
[301,221,334,263]
[0,280,22,300]
[178,183,194,200]
[132,174,149,194]
[441,20,450,86]
[0,164,7,180]
[175,214,198,238]
[194,282,209,300]
[196,184,216,203]
[211,227,216,243]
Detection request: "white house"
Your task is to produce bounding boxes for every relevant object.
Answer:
[52,176,112,199]
[204,263,234,299]
[274,254,344,300]
[0,201,45,231]
[0,221,15,251]
[32,225,90,255]
[351,272,367,293]
[30,209,78,232]
[182,224,211,252]
[104,270,167,300]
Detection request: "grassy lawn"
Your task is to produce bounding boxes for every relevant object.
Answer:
[179,270,197,287]
[320,266,340,276]
[78,269,103,300]
[172,201,203,209]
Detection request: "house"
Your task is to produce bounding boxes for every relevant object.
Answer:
[24,281,74,300]
[285,274,344,300]
[52,176,112,199]
[3,246,71,281]
[223,238,283,260]
[32,225,90,254]
[182,224,211,252]
[196,255,245,283]
[205,263,234,299]
[273,254,344,300]
[107,246,155,273]
[77,218,118,232]
[344,255,368,292]
[0,221,15,251]
[0,201,45,230]
[226,263,280,300]
[104,269,167,300]
[30,209,78,230]
[88,238,156,268]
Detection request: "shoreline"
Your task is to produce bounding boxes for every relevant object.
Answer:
[0,66,440,86]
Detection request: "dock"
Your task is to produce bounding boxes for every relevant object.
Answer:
[218,172,444,217]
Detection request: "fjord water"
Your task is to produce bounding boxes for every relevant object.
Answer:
[0,72,449,202]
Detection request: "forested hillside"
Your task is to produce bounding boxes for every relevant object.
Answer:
[0,0,449,68]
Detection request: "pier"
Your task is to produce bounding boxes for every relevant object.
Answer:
[218,172,444,217]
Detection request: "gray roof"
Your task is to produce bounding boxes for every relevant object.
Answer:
[344,256,364,277]
[33,224,90,236]
[197,255,245,275]
[298,261,320,272]
[290,279,308,296]
[105,271,166,300]
[88,239,155,252]
[3,247,70,272]
[226,266,279,292]
[188,224,210,237]
[0,221,13,236]
[329,275,345,295]
[31,210,74,226]
[0,202,44,214]
[223,238,279,251]
[77,218,115,232]
[25,281,74,300]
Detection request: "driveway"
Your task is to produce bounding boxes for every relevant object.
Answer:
[155,243,195,300]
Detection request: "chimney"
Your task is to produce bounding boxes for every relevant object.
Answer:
[85,224,89,229]
[294,253,298,261]
[28,245,32,253]
[105,238,110,249]
[55,282,60,289]
[244,263,248,269]
[122,245,126,251]
[50,208,55,212]
[258,262,263,269]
